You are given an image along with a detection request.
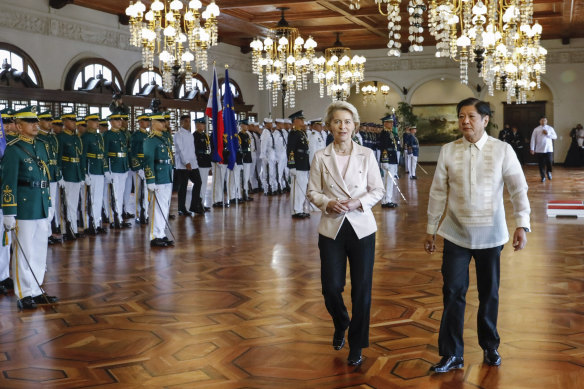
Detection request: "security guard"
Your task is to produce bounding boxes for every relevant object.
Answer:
[380,114,399,208]
[144,112,174,247]
[104,109,131,229]
[130,113,150,224]
[2,106,57,310]
[287,111,310,218]
[37,110,62,244]
[81,113,106,234]
[58,112,85,239]
[193,118,211,212]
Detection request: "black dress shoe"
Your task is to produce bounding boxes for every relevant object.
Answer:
[162,237,174,246]
[0,278,13,295]
[203,207,210,212]
[85,227,98,236]
[388,202,398,208]
[122,212,135,219]
[292,213,303,219]
[332,328,346,350]
[190,208,205,215]
[381,203,389,208]
[483,349,501,366]
[96,227,108,234]
[430,356,464,373]
[541,177,546,182]
[547,172,552,180]
[178,210,193,216]
[410,176,418,179]
[168,214,176,219]
[121,221,132,228]
[348,348,363,366]
[75,232,86,239]
[17,296,37,310]
[63,232,77,241]
[302,213,310,218]
[213,202,224,208]
[33,294,59,304]
[150,238,169,247]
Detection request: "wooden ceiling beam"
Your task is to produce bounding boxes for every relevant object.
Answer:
[315,1,387,39]
[250,10,342,23]
[218,0,317,9]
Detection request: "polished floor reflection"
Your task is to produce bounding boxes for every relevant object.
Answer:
[0,165,583,388]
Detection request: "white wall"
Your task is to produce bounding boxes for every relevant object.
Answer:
[1,0,583,161]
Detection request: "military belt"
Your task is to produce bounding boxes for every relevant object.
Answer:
[87,153,104,159]
[155,159,172,164]
[49,159,57,165]
[108,152,127,158]
[62,157,80,163]
[18,180,49,188]
[137,153,144,158]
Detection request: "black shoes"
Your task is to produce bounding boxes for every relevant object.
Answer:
[212,202,224,208]
[381,202,398,208]
[178,210,193,216]
[483,349,501,366]
[48,236,62,245]
[332,328,345,350]
[96,226,108,234]
[122,212,135,219]
[347,348,363,366]
[17,296,37,310]
[32,294,59,304]
[547,172,552,180]
[0,278,14,295]
[430,356,464,373]
[151,237,174,247]
[541,177,546,182]
[410,176,418,179]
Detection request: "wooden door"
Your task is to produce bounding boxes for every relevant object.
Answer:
[503,101,547,164]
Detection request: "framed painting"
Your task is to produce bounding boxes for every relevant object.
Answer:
[412,104,460,145]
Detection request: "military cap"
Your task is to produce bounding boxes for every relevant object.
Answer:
[163,111,171,120]
[76,119,86,125]
[84,113,100,121]
[61,112,77,121]
[179,114,191,120]
[38,110,53,121]
[99,119,108,126]
[121,113,129,120]
[310,118,322,125]
[284,118,292,124]
[136,114,151,121]
[381,114,394,122]
[107,109,124,120]
[263,118,272,123]
[149,112,166,121]
[52,117,63,125]
[14,105,39,121]
[275,118,285,124]
[194,117,205,124]
[239,119,249,126]
[288,110,304,120]
[1,108,15,123]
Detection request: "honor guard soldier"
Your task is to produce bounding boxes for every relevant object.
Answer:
[380,115,399,208]
[1,109,18,141]
[248,122,262,193]
[238,120,254,201]
[402,127,412,174]
[406,126,420,179]
[163,112,177,219]
[98,119,110,222]
[174,114,202,216]
[144,112,174,247]
[121,112,135,220]
[104,110,131,229]
[260,119,277,195]
[308,118,326,165]
[228,127,244,204]
[287,111,311,218]
[193,118,211,211]
[58,112,86,239]
[2,106,58,309]
[81,113,106,234]
[211,125,231,208]
[37,110,62,244]
[130,113,150,224]
[76,119,88,231]
[0,110,14,294]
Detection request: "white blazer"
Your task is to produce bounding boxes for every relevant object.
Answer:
[307,142,384,239]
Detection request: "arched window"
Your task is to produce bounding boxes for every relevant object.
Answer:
[130,69,163,95]
[65,58,123,93]
[179,74,209,99]
[0,42,42,87]
[218,77,243,100]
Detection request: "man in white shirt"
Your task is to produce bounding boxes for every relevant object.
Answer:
[425,98,530,373]
[308,119,327,165]
[173,114,201,216]
[260,119,277,195]
[530,115,557,182]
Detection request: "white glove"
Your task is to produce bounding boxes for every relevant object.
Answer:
[138,169,145,180]
[48,207,54,221]
[147,183,157,192]
[289,168,297,177]
[58,178,65,188]
[3,215,15,231]
[85,174,91,186]
[104,171,112,184]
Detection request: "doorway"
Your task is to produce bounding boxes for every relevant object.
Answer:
[503,101,547,165]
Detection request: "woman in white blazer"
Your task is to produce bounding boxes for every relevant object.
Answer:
[307,101,384,366]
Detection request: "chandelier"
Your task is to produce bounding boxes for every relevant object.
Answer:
[250,7,317,109]
[429,0,547,103]
[375,0,426,56]
[125,0,220,93]
[312,33,366,102]
[361,83,378,105]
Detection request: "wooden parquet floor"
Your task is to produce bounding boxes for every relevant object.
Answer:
[0,165,583,388]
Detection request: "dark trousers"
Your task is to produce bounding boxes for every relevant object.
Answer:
[439,239,503,357]
[318,220,375,349]
[175,168,202,211]
[536,152,553,178]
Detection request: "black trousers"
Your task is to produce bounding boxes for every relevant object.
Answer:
[318,220,375,349]
[175,169,202,211]
[439,239,503,357]
[536,152,553,178]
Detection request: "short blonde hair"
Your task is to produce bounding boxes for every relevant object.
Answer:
[323,101,360,128]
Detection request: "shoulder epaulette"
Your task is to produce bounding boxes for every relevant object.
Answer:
[7,138,19,146]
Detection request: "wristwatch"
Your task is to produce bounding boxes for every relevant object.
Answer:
[521,227,530,232]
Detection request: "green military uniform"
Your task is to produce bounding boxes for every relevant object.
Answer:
[1,109,17,142]
[144,129,174,185]
[130,115,150,224]
[103,128,129,173]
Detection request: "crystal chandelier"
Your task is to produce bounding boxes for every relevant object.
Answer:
[125,0,220,93]
[312,33,366,102]
[429,0,547,103]
[361,83,378,105]
[375,0,426,56]
[250,7,317,109]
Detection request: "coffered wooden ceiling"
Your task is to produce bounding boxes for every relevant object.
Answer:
[50,0,584,52]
